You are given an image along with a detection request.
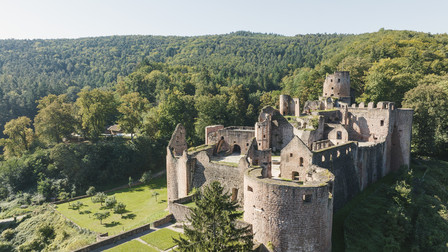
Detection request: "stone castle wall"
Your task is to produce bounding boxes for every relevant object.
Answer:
[207,126,255,154]
[279,136,313,181]
[244,168,333,252]
[311,141,387,210]
[191,151,247,205]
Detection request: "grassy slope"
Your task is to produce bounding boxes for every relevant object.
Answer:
[340,159,448,251]
[56,177,168,235]
[1,205,96,251]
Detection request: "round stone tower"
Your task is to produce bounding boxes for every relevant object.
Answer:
[279,95,290,115]
[322,71,350,98]
[244,167,334,252]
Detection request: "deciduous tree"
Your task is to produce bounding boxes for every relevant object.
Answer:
[75,88,117,141]
[117,92,149,139]
[34,94,75,144]
[1,116,34,158]
[403,83,448,158]
[114,202,126,216]
[93,211,110,225]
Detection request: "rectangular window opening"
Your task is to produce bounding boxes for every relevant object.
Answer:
[337,131,342,140]
[303,194,312,203]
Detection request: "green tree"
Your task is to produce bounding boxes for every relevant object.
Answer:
[58,191,70,201]
[86,186,96,197]
[174,181,253,251]
[105,196,117,209]
[225,85,247,126]
[37,178,55,200]
[71,201,84,212]
[75,88,117,141]
[34,94,75,144]
[128,176,133,188]
[114,202,126,216]
[194,94,228,140]
[1,116,34,158]
[280,68,321,106]
[337,56,371,96]
[402,84,448,157]
[139,171,152,184]
[152,191,160,202]
[71,184,76,199]
[93,211,110,225]
[92,192,107,206]
[117,92,149,139]
[360,58,420,106]
[144,89,196,143]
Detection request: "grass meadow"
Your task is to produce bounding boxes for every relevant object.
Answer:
[56,177,169,235]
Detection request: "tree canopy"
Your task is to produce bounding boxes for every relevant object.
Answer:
[174,181,253,251]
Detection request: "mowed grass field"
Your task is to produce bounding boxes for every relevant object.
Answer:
[141,228,186,250]
[105,240,159,252]
[105,228,185,252]
[56,177,169,235]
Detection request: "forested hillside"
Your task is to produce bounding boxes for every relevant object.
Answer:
[0,32,346,137]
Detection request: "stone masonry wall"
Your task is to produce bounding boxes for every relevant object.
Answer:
[191,151,247,205]
[169,195,194,222]
[311,142,359,211]
[213,127,255,155]
[322,71,350,98]
[244,168,333,252]
[311,141,387,210]
[280,136,313,181]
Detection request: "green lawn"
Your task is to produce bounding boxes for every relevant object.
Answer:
[56,177,169,235]
[104,240,158,252]
[141,228,185,251]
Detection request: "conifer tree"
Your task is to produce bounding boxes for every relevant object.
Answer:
[174,181,253,251]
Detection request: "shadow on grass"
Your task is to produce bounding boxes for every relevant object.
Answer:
[134,188,144,192]
[122,213,136,220]
[159,200,166,204]
[105,221,121,227]
[80,210,92,215]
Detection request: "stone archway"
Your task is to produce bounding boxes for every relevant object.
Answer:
[232,144,241,154]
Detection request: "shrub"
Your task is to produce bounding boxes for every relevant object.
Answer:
[1,229,15,240]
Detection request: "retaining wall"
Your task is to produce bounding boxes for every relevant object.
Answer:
[74,214,173,252]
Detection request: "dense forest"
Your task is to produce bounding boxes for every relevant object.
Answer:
[0,29,447,250]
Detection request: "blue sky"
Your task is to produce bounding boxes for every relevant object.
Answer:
[1,0,447,39]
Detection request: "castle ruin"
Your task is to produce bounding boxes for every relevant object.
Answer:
[166,71,413,251]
